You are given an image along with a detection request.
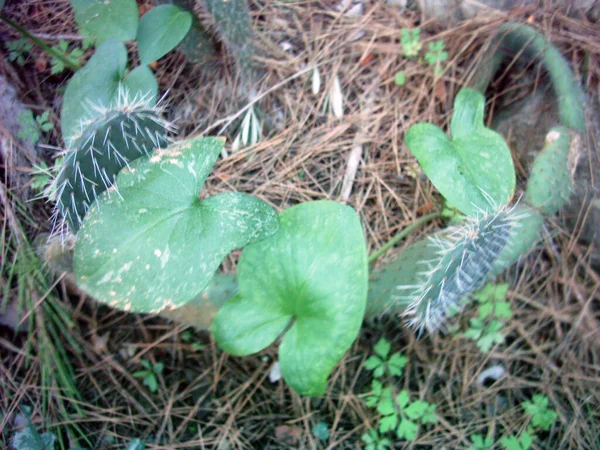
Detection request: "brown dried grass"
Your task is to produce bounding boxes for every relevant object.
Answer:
[1,1,599,449]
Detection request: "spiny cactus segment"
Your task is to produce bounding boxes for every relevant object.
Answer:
[397,205,525,333]
[48,89,174,235]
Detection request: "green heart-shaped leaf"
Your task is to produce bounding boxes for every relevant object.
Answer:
[70,0,138,43]
[212,201,368,396]
[74,137,279,313]
[137,5,192,65]
[61,38,127,144]
[405,88,515,217]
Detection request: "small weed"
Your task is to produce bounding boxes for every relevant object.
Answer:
[5,38,33,66]
[463,283,512,353]
[400,28,421,59]
[17,110,54,145]
[311,422,329,441]
[364,338,407,377]
[50,40,85,74]
[394,70,406,86]
[181,330,204,351]
[31,157,63,194]
[501,428,536,450]
[361,429,392,450]
[132,359,164,393]
[468,433,494,450]
[522,394,558,431]
[376,390,437,440]
[424,40,448,75]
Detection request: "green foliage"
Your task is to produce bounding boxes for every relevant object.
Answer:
[501,428,536,450]
[468,434,494,450]
[70,0,138,43]
[17,110,53,145]
[74,136,279,314]
[49,40,85,74]
[400,28,421,58]
[53,93,171,231]
[525,126,572,216]
[375,389,437,440]
[5,38,33,65]
[522,394,558,431]
[31,157,62,193]
[213,201,367,396]
[406,88,515,217]
[462,283,512,352]
[394,70,406,86]
[132,359,164,393]
[464,318,505,352]
[61,38,128,144]
[361,429,392,450]
[11,407,56,450]
[424,40,448,75]
[311,422,329,441]
[364,338,407,378]
[137,5,192,65]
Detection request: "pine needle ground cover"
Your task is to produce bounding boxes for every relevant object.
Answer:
[1,1,599,448]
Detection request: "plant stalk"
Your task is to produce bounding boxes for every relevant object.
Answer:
[1,14,82,71]
[367,212,440,264]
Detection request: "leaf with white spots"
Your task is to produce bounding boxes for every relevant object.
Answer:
[405,88,515,217]
[74,137,279,313]
[212,201,368,397]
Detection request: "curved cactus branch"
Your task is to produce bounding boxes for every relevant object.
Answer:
[473,22,586,132]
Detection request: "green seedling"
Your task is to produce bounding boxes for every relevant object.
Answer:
[464,318,505,352]
[50,40,85,74]
[394,70,406,86]
[468,433,494,450]
[17,109,53,145]
[501,428,536,450]
[181,330,204,351]
[31,157,62,193]
[522,394,558,431]
[361,429,392,450]
[424,40,448,75]
[5,38,33,65]
[132,359,164,393]
[376,390,437,440]
[462,283,512,352]
[364,338,407,378]
[311,422,329,441]
[366,380,393,408]
[400,28,421,59]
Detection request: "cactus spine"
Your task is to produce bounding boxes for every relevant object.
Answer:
[49,90,173,233]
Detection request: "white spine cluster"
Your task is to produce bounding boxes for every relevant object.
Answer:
[47,87,175,241]
[396,204,525,334]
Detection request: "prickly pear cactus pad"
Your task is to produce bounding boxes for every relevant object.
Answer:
[212,201,368,397]
[406,88,515,217]
[74,137,279,314]
[52,94,172,232]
